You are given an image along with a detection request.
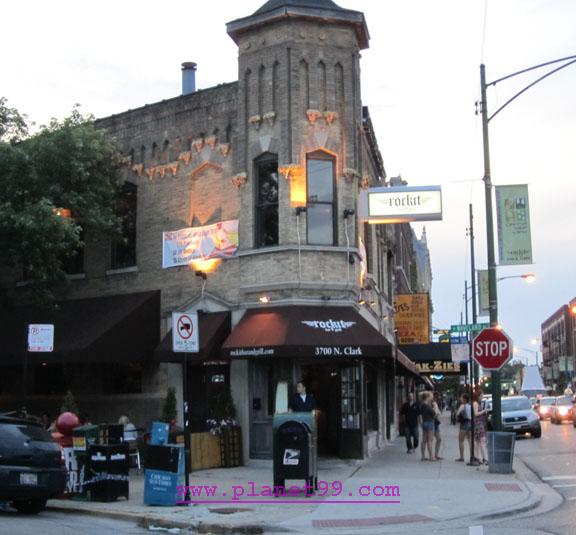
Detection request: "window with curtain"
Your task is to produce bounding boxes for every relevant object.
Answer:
[111,182,137,269]
[307,152,336,245]
[255,154,279,247]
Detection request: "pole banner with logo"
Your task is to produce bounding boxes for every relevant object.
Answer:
[393,293,430,344]
[162,220,239,269]
[495,185,533,265]
[477,269,489,317]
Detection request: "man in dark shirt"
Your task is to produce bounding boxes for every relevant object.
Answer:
[290,381,316,412]
[399,392,420,453]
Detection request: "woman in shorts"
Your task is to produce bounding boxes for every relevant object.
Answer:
[419,391,436,461]
[455,393,472,462]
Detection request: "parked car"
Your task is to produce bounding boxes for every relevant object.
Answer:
[500,396,541,438]
[551,396,574,424]
[534,396,556,420]
[0,413,67,514]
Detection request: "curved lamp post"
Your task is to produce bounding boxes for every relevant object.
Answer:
[479,55,576,430]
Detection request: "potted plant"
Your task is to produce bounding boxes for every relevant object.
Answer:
[207,390,242,467]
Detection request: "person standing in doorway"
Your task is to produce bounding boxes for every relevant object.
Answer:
[290,381,316,412]
[399,392,420,454]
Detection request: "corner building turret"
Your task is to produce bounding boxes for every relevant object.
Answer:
[227,0,370,303]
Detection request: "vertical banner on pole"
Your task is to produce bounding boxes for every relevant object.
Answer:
[477,270,490,317]
[495,184,533,265]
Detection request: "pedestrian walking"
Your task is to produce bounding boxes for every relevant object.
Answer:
[399,392,420,454]
[419,391,436,461]
[432,392,443,460]
[455,393,472,462]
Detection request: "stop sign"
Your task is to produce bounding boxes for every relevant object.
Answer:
[472,328,513,370]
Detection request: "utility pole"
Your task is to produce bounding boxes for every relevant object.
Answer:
[480,64,502,431]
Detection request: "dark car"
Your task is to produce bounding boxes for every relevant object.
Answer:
[551,396,574,424]
[500,396,541,438]
[0,413,67,514]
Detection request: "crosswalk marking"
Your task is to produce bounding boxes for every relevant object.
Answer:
[542,475,576,481]
[552,484,576,488]
[567,497,576,501]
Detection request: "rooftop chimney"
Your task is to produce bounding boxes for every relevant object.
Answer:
[181,62,197,95]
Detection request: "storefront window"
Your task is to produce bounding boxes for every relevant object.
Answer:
[255,154,279,247]
[341,366,360,429]
[307,152,335,245]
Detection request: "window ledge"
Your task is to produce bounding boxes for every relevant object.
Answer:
[238,244,361,258]
[65,273,86,281]
[106,265,139,276]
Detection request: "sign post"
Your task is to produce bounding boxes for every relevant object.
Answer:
[172,312,199,503]
[25,324,54,413]
[472,328,513,431]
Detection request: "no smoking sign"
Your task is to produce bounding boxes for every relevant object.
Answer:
[172,312,199,353]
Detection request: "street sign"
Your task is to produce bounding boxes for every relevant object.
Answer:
[27,324,54,352]
[472,328,513,370]
[450,323,489,334]
[172,312,199,353]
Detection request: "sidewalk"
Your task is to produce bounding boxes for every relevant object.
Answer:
[47,415,544,533]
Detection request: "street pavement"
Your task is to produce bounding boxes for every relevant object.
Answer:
[41,413,557,533]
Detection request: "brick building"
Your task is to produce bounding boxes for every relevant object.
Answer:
[541,303,575,392]
[1,0,425,460]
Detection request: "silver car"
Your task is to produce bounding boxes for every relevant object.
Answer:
[500,396,541,438]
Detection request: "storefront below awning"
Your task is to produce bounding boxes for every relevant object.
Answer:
[154,311,231,364]
[399,343,465,375]
[221,306,393,360]
[0,291,160,366]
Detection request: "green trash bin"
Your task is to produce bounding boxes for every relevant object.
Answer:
[487,431,516,474]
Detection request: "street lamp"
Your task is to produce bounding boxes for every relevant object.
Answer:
[497,273,536,283]
[514,346,539,367]
[479,55,576,431]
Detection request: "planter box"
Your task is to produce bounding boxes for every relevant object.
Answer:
[220,426,243,467]
[191,432,222,470]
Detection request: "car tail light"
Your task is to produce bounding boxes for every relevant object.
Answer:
[559,407,569,416]
[541,407,549,413]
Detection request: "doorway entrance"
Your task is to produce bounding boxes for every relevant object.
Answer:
[300,363,340,456]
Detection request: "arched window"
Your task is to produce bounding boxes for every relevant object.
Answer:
[306,151,336,245]
[255,153,279,248]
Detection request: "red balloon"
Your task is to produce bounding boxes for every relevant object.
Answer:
[56,412,80,436]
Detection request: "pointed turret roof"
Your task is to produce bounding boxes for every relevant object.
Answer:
[254,0,343,15]
[227,0,369,50]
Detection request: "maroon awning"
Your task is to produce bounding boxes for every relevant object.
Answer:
[154,311,231,364]
[0,291,160,366]
[395,349,420,377]
[222,306,393,359]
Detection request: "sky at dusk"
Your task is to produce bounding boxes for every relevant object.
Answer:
[3,0,575,366]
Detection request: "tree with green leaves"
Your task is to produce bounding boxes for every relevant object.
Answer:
[0,98,121,305]
[160,387,178,423]
[60,389,80,416]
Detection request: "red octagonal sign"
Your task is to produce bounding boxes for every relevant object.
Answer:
[472,328,513,370]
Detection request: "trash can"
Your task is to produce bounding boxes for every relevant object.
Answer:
[86,444,130,501]
[487,431,516,474]
[273,412,317,495]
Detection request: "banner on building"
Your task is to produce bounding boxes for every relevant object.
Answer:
[495,185,533,265]
[162,220,239,269]
[477,269,489,317]
[393,293,430,344]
